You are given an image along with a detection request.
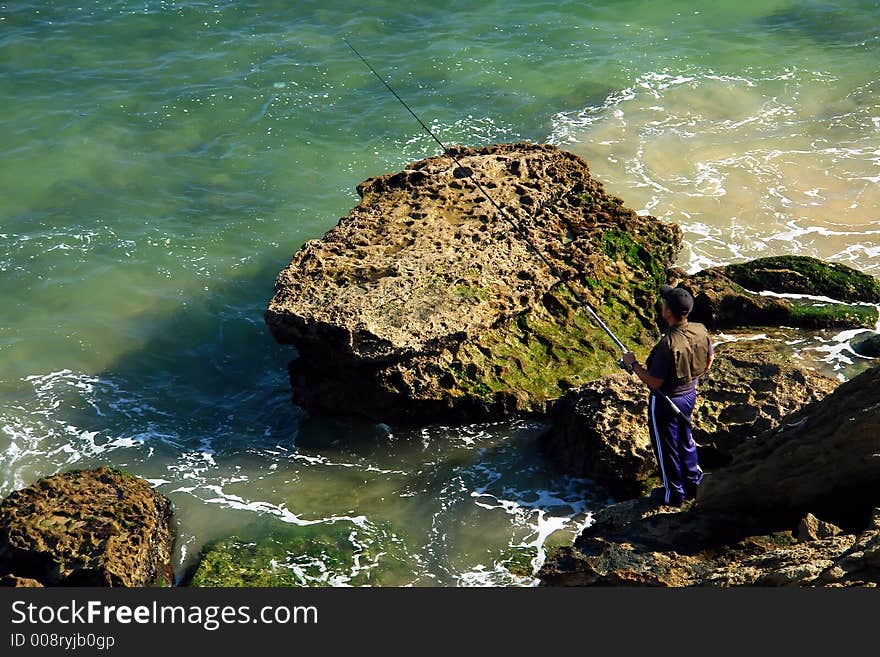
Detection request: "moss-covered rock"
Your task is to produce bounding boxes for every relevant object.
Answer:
[188,520,414,587]
[720,256,880,302]
[265,143,878,423]
[680,265,879,330]
[266,142,679,422]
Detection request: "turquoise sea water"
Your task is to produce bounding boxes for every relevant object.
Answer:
[1,1,878,585]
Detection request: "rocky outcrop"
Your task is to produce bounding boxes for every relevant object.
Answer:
[540,340,838,498]
[541,372,655,500]
[692,340,839,461]
[266,142,679,422]
[797,513,842,542]
[266,141,879,422]
[673,258,880,331]
[538,502,880,587]
[0,467,174,587]
[696,365,880,528]
[538,364,880,586]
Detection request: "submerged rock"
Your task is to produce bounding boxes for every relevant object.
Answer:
[0,467,174,587]
[540,340,837,499]
[266,142,680,422]
[851,331,880,358]
[187,520,413,587]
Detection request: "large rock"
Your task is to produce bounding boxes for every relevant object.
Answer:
[538,364,880,587]
[0,467,174,587]
[540,340,838,499]
[541,372,655,500]
[266,142,680,422]
[697,364,880,528]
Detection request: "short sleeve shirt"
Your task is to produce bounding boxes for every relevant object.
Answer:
[646,322,714,396]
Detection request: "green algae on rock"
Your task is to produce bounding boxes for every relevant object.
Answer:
[188,521,414,587]
[265,142,679,422]
[681,261,879,331]
[720,256,880,303]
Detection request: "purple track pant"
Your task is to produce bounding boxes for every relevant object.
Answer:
[648,389,702,504]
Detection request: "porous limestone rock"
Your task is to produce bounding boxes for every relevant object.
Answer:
[266,142,680,421]
[0,467,174,587]
[540,340,838,498]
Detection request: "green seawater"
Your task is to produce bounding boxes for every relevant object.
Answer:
[1,0,878,585]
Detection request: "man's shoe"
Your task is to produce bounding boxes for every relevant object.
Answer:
[648,486,683,508]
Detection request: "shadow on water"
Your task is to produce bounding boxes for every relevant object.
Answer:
[1,238,601,584]
[95,257,304,450]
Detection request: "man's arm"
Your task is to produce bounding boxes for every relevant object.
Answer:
[621,351,665,390]
[704,337,715,373]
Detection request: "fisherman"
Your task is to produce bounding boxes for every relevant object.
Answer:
[345,41,715,506]
[621,285,714,507]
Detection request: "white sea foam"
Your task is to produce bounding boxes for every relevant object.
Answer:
[757,290,877,306]
[548,67,880,280]
[804,328,877,379]
[3,373,598,586]
[469,475,595,581]
[711,332,770,347]
[456,562,536,587]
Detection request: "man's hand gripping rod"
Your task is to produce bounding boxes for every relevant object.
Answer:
[565,299,694,430]
[344,37,693,430]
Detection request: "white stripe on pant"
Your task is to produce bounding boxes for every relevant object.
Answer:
[648,394,670,504]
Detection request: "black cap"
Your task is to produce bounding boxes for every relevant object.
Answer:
[660,284,694,317]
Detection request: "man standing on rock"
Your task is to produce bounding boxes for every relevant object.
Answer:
[621,285,713,507]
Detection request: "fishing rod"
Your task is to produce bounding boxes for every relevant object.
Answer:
[343,37,694,429]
